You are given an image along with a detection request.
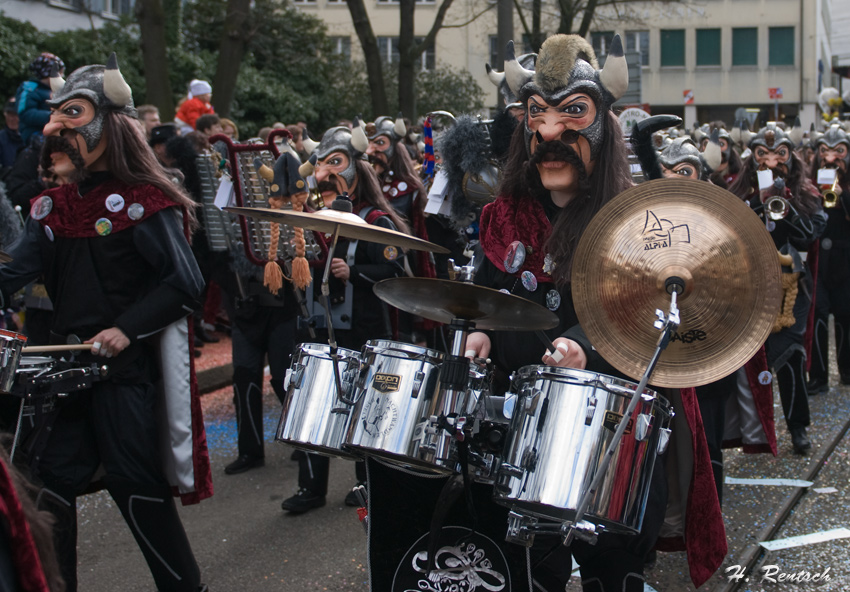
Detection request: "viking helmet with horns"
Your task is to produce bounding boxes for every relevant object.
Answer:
[817,123,850,169]
[503,34,628,160]
[299,123,369,189]
[365,114,407,159]
[46,53,135,152]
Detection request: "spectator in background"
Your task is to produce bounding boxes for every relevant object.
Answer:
[15,52,64,145]
[257,127,273,142]
[220,117,239,140]
[0,98,23,179]
[136,104,161,140]
[195,113,223,139]
[149,123,179,164]
[175,79,214,133]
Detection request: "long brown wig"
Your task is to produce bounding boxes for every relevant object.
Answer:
[498,110,632,286]
[354,159,411,235]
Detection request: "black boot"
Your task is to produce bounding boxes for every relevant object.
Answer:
[106,478,201,592]
[37,485,78,592]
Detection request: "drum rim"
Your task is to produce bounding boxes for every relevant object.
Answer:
[513,364,666,403]
[0,328,27,341]
[365,339,445,361]
[297,342,360,359]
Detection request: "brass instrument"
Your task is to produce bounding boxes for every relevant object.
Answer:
[764,195,791,220]
[822,178,840,209]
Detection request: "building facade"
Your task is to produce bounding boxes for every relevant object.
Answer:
[0,0,133,31]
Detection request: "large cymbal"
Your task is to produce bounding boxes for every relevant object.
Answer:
[224,206,450,254]
[572,178,782,387]
[374,278,559,331]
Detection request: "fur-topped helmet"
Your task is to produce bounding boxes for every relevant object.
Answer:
[46,53,136,151]
[503,34,628,159]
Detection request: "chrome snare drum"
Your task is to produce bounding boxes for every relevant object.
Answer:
[344,340,459,473]
[0,329,27,394]
[494,366,673,536]
[276,343,361,459]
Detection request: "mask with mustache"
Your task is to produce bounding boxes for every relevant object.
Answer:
[528,136,591,194]
[41,134,88,184]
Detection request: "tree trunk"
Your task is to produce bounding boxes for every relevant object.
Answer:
[211,0,251,119]
[558,0,575,35]
[532,0,543,52]
[576,0,599,37]
[397,0,416,119]
[347,0,389,117]
[135,0,174,119]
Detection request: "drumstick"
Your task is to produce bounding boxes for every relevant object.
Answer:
[535,331,557,356]
[22,344,95,353]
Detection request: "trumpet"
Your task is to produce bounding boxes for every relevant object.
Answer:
[764,195,791,221]
[821,178,840,209]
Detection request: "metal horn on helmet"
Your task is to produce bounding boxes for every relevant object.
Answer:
[788,116,803,146]
[103,53,133,108]
[504,41,534,99]
[298,153,317,178]
[49,65,65,94]
[485,63,506,87]
[703,129,723,171]
[302,129,319,154]
[598,34,628,101]
[351,117,369,153]
[393,113,407,139]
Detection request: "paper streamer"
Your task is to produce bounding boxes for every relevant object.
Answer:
[760,527,850,551]
[725,477,813,488]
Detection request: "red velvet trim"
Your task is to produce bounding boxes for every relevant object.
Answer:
[479,195,554,284]
[32,181,178,238]
[0,459,50,592]
[678,387,728,588]
[743,346,778,456]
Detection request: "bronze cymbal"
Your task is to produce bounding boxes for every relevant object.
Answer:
[572,178,782,387]
[0,250,11,264]
[224,206,450,254]
[374,277,559,331]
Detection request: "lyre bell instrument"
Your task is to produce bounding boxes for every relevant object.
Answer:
[204,130,326,267]
[571,178,782,387]
[821,178,840,209]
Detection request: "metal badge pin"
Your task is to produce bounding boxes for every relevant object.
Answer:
[822,238,833,251]
[389,187,398,197]
[545,289,561,311]
[127,203,145,221]
[95,217,113,236]
[398,181,408,192]
[105,193,125,212]
[521,270,538,292]
[382,184,391,193]
[31,196,53,220]
[44,225,54,241]
[543,253,556,275]
[503,241,526,274]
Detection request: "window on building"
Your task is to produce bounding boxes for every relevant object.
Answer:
[732,27,758,66]
[377,37,435,70]
[101,0,131,16]
[330,36,351,60]
[377,0,435,3]
[696,28,721,66]
[292,0,316,4]
[625,30,649,66]
[660,29,685,67]
[769,26,794,66]
[590,31,615,57]
[489,36,499,68]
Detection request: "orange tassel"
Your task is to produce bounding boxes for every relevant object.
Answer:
[290,191,312,290]
[264,197,285,294]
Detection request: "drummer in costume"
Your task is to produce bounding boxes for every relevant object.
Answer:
[807,124,850,393]
[729,123,826,454]
[368,35,726,591]
[281,124,408,512]
[0,55,211,591]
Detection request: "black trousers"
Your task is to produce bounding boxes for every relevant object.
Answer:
[35,379,200,592]
[695,374,735,505]
[229,304,296,458]
[810,274,850,382]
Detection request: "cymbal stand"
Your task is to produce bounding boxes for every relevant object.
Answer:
[318,197,356,405]
[507,287,680,547]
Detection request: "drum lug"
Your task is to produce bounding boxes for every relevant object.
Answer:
[411,370,425,398]
[499,462,524,478]
[656,427,672,454]
[585,394,597,426]
[563,519,601,545]
[634,413,652,441]
[292,365,305,390]
[505,511,538,547]
[521,386,542,413]
[521,447,538,472]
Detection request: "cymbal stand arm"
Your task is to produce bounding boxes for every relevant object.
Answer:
[319,224,349,404]
[562,290,680,546]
